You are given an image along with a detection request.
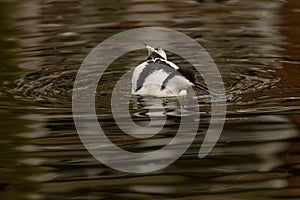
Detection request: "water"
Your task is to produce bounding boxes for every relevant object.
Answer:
[1,0,300,199]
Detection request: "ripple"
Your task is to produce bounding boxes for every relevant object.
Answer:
[13,69,76,107]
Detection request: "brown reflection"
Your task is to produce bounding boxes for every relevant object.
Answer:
[274,0,300,196]
[278,0,300,91]
[279,1,300,129]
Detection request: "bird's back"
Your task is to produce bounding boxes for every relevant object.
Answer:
[131,45,197,97]
[132,59,176,96]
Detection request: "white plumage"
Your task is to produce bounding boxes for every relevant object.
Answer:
[131,45,208,97]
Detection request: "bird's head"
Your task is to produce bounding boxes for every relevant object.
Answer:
[178,67,209,93]
[177,67,197,85]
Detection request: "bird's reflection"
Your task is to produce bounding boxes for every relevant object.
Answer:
[131,95,201,118]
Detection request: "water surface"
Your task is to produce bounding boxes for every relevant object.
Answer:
[1,0,300,199]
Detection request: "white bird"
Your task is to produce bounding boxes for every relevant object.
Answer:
[131,44,208,97]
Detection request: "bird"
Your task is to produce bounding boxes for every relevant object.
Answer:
[131,44,209,97]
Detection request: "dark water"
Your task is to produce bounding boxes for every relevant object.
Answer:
[1,0,300,199]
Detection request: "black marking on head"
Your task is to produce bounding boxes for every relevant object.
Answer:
[178,68,210,93]
[135,61,176,92]
[177,68,196,84]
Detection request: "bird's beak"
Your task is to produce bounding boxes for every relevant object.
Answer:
[194,82,209,93]
[194,83,221,97]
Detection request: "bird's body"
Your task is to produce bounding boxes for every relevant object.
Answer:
[131,45,208,97]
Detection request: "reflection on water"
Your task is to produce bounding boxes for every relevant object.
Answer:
[1,0,300,199]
